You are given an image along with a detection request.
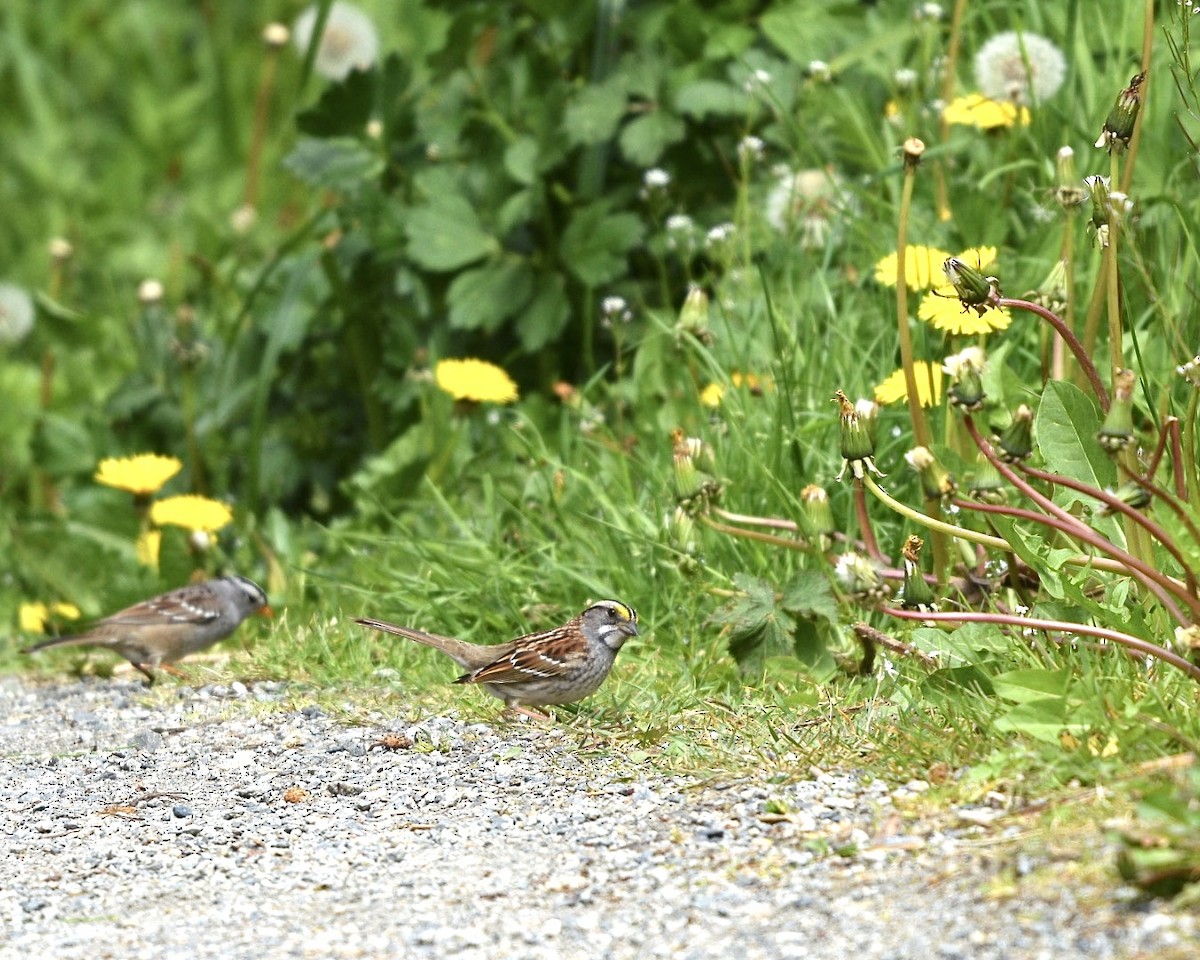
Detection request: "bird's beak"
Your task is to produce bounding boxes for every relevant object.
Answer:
[625,621,639,638]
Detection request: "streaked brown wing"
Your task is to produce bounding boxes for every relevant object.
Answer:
[459,644,578,686]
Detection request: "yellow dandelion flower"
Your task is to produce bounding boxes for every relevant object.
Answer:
[874,246,953,291]
[956,246,997,271]
[18,602,80,634]
[151,495,234,533]
[434,359,518,404]
[699,383,725,408]
[19,602,49,633]
[731,372,773,394]
[95,454,182,495]
[919,291,1011,335]
[137,528,162,570]
[942,94,1031,130]
[874,362,944,407]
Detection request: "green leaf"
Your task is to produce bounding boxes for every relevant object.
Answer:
[674,80,750,118]
[994,698,1077,744]
[618,111,686,167]
[780,569,838,621]
[283,138,383,191]
[1034,380,1116,502]
[503,136,540,186]
[446,259,534,332]
[297,68,375,137]
[991,667,1073,704]
[711,573,796,673]
[405,195,498,272]
[563,81,627,146]
[560,202,644,286]
[516,274,570,352]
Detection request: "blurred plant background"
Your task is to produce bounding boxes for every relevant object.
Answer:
[3,0,1200,889]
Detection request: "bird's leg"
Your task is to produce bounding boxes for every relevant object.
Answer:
[132,663,158,685]
[502,701,553,722]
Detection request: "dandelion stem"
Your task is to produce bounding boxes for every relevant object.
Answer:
[997,296,1109,410]
[881,608,1200,684]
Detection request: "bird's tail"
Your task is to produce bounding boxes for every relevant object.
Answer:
[22,634,90,654]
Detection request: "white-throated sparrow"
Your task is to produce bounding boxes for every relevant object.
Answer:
[355,599,638,714]
[23,575,271,683]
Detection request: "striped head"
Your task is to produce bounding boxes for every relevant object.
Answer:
[580,599,639,651]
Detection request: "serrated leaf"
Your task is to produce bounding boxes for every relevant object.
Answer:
[560,202,644,286]
[780,569,838,621]
[618,111,686,167]
[405,195,498,272]
[563,82,627,146]
[283,137,383,191]
[297,68,375,137]
[446,259,534,332]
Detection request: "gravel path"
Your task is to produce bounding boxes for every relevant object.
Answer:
[1,675,1194,960]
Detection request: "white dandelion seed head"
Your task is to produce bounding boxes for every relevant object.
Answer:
[943,346,985,378]
[0,283,34,344]
[764,168,841,236]
[705,222,736,245]
[894,68,918,91]
[666,214,694,233]
[137,279,164,306]
[737,136,765,162]
[643,168,671,189]
[915,3,944,21]
[293,2,379,81]
[974,31,1066,105]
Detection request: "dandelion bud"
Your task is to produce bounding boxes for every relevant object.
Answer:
[996,405,1035,463]
[807,60,833,83]
[833,552,886,601]
[968,457,1006,503]
[1053,147,1087,208]
[677,286,711,339]
[1027,259,1068,316]
[944,347,986,412]
[899,535,938,612]
[1097,482,1151,518]
[1095,72,1145,154]
[1084,175,1112,247]
[833,391,884,481]
[904,446,957,502]
[138,279,164,306]
[901,137,926,170]
[189,529,213,554]
[1177,354,1200,388]
[1097,369,1136,452]
[943,257,997,312]
[262,22,290,48]
[673,441,701,499]
[801,484,835,539]
[671,505,696,545]
[48,237,74,262]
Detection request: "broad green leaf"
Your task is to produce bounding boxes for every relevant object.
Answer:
[992,667,1073,704]
[674,80,750,118]
[994,697,1080,744]
[516,274,570,352]
[405,195,498,272]
[563,82,627,146]
[1034,380,1116,499]
[618,111,686,167]
[560,202,644,286]
[503,136,539,186]
[780,569,838,621]
[297,68,375,137]
[446,259,534,331]
[283,138,383,191]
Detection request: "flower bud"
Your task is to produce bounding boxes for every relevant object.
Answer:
[899,535,938,612]
[801,484,835,540]
[677,285,711,341]
[1097,482,1151,518]
[833,391,884,481]
[996,405,1035,463]
[1097,369,1136,453]
[944,347,986,412]
[833,551,886,600]
[968,457,1006,503]
[1052,147,1087,209]
[1178,354,1200,388]
[904,446,957,502]
[1095,72,1145,154]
